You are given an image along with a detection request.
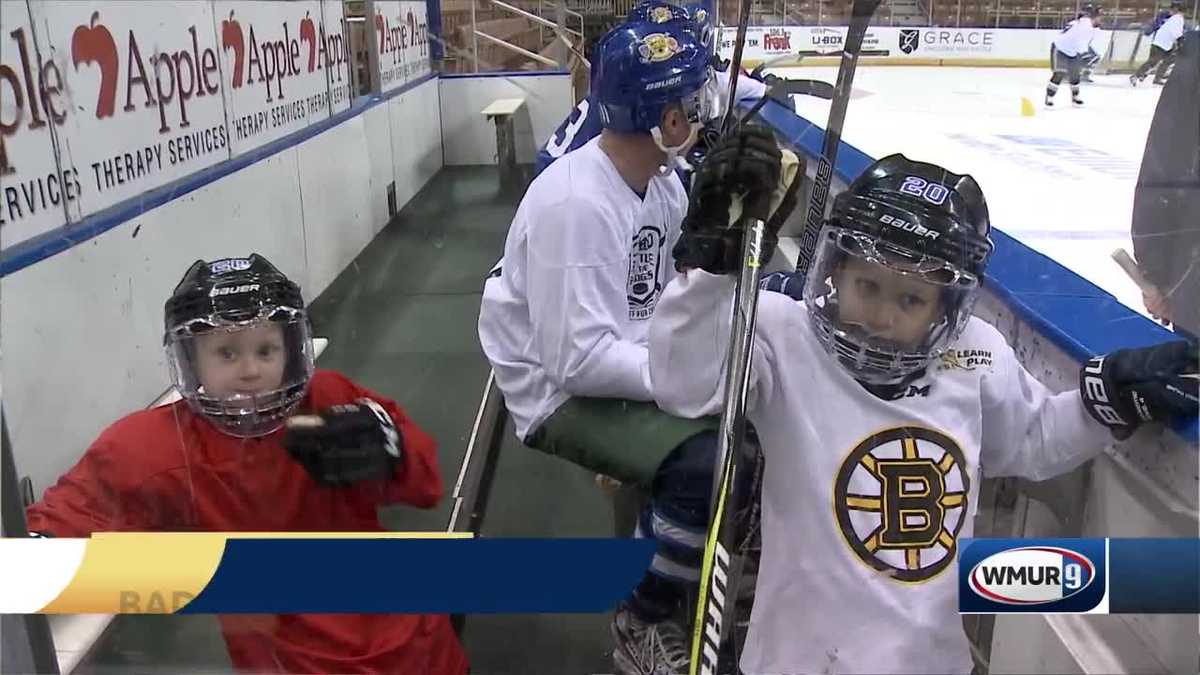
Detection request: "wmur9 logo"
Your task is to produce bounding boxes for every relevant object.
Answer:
[959,539,1108,614]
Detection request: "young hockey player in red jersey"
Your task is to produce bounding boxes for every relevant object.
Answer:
[25,254,468,675]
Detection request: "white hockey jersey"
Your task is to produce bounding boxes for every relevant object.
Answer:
[1053,16,1098,57]
[1153,13,1186,51]
[649,271,1113,675]
[478,137,688,440]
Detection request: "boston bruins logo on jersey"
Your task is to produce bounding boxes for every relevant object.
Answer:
[833,426,970,583]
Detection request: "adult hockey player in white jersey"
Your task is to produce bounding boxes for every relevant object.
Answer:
[1132,0,1187,85]
[534,0,767,179]
[651,128,1199,674]
[478,18,756,675]
[1045,4,1101,106]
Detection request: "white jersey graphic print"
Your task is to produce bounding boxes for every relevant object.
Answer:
[628,224,667,321]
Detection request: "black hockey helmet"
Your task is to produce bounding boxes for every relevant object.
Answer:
[163,254,315,437]
[1080,3,1102,18]
[803,155,994,384]
[1169,0,1184,11]
[829,153,993,277]
[165,254,306,332]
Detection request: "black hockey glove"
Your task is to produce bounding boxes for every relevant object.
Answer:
[683,118,725,178]
[1079,340,1199,440]
[747,68,795,106]
[673,125,801,275]
[284,399,403,486]
[759,270,806,300]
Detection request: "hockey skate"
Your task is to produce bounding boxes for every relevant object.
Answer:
[611,602,690,675]
[1044,94,1054,108]
[1130,74,1141,86]
[1072,95,1084,107]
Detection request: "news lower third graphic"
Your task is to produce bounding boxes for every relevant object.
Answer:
[0,534,655,614]
[959,538,1200,614]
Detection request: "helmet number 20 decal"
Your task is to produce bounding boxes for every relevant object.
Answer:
[900,176,949,205]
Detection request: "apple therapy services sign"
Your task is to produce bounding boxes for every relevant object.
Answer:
[213,0,354,155]
[0,0,376,249]
[375,1,431,95]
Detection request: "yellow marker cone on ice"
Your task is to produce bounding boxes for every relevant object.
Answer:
[1021,97,1036,117]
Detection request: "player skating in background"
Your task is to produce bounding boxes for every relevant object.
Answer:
[1046,4,1102,106]
[478,19,762,675]
[25,254,468,674]
[1065,7,1103,82]
[1132,0,1187,85]
[650,130,1199,674]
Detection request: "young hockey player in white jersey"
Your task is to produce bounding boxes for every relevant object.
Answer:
[479,19,795,675]
[1132,0,1187,85]
[1046,4,1102,106]
[650,127,1199,674]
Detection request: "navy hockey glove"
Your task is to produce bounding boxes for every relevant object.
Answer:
[284,399,403,486]
[1079,340,1199,440]
[673,125,801,275]
[759,270,806,300]
[683,118,725,178]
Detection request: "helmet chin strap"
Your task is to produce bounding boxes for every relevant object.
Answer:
[651,123,701,176]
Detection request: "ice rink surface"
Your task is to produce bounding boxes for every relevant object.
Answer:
[768,65,1167,322]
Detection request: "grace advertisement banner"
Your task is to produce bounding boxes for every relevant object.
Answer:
[1,0,430,252]
[716,26,1089,64]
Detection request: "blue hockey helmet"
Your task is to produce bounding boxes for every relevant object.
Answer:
[590,20,715,135]
[626,1,717,53]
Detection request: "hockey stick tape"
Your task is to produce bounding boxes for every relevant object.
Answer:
[772,149,802,217]
[1112,248,1155,293]
[286,415,325,429]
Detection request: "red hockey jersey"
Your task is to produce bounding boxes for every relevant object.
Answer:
[26,369,468,675]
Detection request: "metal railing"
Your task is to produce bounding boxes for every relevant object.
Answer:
[470,0,588,71]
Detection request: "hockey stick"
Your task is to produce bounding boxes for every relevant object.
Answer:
[687,177,774,675]
[773,78,836,100]
[688,4,881,672]
[739,78,838,127]
[688,0,774,672]
[718,0,756,135]
[793,0,884,279]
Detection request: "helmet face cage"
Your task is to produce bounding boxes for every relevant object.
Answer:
[671,69,719,125]
[165,315,315,438]
[802,226,980,384]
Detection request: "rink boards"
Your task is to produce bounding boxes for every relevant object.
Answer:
[766,65,1164,323]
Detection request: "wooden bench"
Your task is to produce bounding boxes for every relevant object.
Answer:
[481,98,527,173]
